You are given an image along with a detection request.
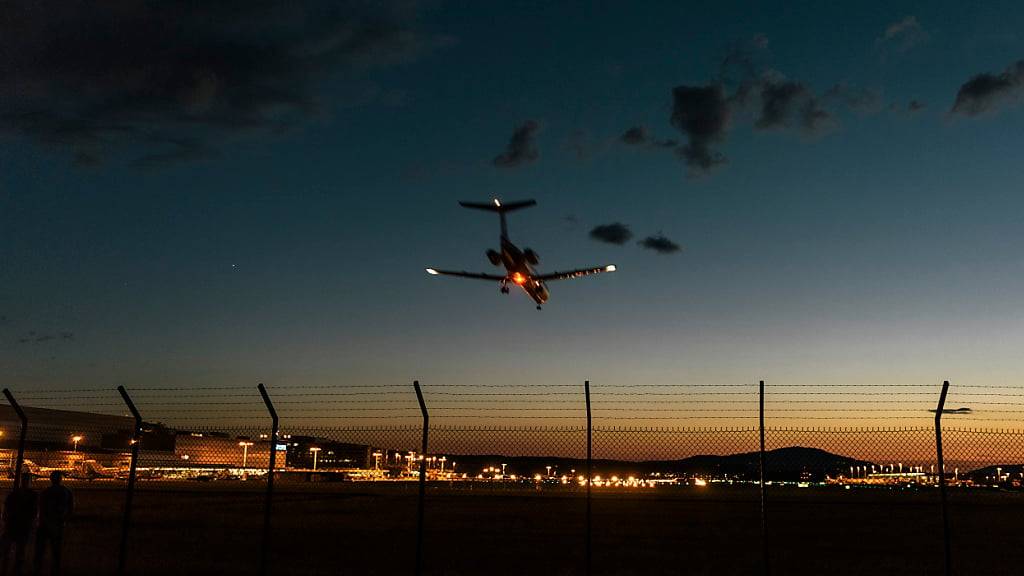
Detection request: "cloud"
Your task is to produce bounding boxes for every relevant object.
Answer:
[14,331,74,344]
[0,1,439,166]
[670,85,731,173]
[756,78,834,134]
[638,235,682,254]
[619,126,678,148]
[950,60,1024,116]
[589,223,634,245]
[620,126,649,145]
[878,16,930,53]
[626,40,884,175]
[907,99,926,112]
[493,120,541,167]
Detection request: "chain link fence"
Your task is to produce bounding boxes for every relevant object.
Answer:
[1,381,1023,575]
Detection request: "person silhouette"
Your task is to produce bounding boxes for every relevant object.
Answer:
[33,472,72,576]
[0,474,37,576]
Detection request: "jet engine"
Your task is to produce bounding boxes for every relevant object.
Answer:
[486,249,502,266]
[524,248,539,265]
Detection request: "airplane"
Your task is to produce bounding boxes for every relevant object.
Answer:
[425,199,616,309]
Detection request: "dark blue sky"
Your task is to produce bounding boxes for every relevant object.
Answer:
[3,2,1024,425]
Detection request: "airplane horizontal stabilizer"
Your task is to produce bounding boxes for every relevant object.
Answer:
[459,199,536,213]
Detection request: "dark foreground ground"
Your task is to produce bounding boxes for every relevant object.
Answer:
[13,480,1024,576]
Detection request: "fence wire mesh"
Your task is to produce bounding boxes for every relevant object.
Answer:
[1,381,1023,575]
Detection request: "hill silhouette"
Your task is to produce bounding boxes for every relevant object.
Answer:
[438,446,871,482]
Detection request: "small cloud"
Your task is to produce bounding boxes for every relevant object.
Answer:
[670,85,731,173]
[756,78,833,134]
[15,330,74,345]
[620,126,677,149]
[878,16,930,53]
[620,126,649,145]
[589,223,634,245]
[950,60,1024,116]
[493,120,541,167]
[638,235,682,254]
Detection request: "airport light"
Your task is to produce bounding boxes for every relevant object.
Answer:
[238,441,254,468]
[310,447,322,471]
[545,465,551,478]
[439,456,447,473]
[501,463,507,476]
[372,451,382,470]
[71,435,83,452]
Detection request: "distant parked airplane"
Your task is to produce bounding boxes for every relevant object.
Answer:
[426,199,616,309]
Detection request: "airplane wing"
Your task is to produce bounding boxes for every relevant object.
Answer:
[536,265,616,281]
[425,268,506,281]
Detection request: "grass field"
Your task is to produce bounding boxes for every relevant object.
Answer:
[13,480,1024,575]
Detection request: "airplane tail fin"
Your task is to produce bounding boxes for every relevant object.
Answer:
[459,199,536,239]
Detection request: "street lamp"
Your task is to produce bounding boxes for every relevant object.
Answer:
[309,447,322,471]
[372,451,382,470]
[439,456,447,473]
[238,441,254,468]
[71,435,83,452]
[545,465,551,478]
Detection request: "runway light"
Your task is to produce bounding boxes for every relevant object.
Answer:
[605,265,616,272]
[426,268,439,275]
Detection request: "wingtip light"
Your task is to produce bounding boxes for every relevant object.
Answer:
[426,268,439,275]
[493,198,501,207]
[605,264,617,272]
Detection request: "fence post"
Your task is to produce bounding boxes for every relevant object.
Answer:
[117,385,142,576]
[257,383,279,576]
[585,379,592,576]
[2,389,27,488]
[759,380,769,575]
[935,380,951,576]
[413,380,429,576]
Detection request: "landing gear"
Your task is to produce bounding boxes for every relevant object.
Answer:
[500,280,510,294]
[536,305,542,310]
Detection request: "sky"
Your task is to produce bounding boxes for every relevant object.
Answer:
[3,1,1024,430]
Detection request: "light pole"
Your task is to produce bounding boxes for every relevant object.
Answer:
[501,463,507,476]
[545,465,551,478]
[373,451,382,470]
[71,435,83,452]
[439,456,446,473]
[310,447,321,471]
[238,441,253,468]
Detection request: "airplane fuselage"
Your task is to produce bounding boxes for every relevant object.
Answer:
[498,237,549,305]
